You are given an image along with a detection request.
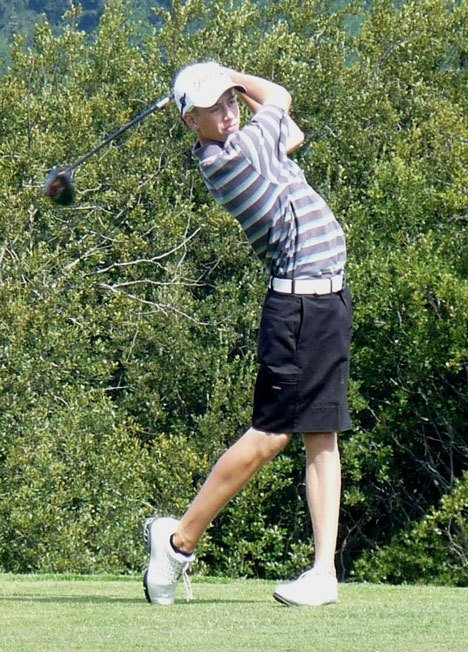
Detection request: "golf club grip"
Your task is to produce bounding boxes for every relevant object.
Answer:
[68,94,174,173]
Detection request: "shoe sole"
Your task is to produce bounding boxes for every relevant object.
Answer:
[273,591,295,606]
[143,568,151,603]
[142,517,157,604]
[273,591,337,607]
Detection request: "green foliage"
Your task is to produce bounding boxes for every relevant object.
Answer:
[0,0,466,583]
[352,471,468,586]
[0,389,150,573]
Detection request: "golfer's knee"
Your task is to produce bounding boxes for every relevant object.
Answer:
[245,427,292,462]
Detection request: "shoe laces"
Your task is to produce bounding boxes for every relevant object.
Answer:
[181,565,193,601]
[167,556,193,602]
[158,544,194,601]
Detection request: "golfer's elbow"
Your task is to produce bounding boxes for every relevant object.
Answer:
[286,124,305,154]
[278,88,293,113]
[263,83,292,112]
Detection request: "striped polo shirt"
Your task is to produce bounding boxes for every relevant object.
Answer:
[193,104,346,279]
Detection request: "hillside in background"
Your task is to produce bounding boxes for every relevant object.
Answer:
[0,0,171,33]
[0,0,170,65]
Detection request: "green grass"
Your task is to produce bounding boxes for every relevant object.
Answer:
[0,574,466,651]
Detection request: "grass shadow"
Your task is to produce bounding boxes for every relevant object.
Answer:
[0,594,264,605]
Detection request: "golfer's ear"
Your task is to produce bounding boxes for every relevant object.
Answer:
[184,112,198,131]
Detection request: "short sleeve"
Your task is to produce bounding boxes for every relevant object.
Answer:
[230,105,290,182]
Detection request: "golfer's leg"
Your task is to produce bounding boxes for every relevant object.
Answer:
[173,427,291,553]
[303,432,341,575]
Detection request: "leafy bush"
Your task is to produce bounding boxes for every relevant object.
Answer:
[352,472,468,586]
[0,390,150,573]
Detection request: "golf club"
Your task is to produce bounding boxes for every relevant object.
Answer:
[44,93,174,205]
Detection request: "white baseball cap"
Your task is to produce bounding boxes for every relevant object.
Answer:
[173,62,247,117]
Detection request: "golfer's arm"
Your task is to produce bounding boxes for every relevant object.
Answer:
[224,68,292,110]
[224,68,305,153]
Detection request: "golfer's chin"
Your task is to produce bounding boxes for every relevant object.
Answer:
[223,123,239,138]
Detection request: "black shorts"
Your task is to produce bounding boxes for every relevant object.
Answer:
[252,286,352,434]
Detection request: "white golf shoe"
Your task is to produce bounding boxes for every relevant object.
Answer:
[143,516,195,605]
[273,568,338,606]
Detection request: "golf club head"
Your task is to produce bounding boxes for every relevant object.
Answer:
[44,168,75,206]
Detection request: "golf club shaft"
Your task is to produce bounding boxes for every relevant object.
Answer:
[67,93,174,173]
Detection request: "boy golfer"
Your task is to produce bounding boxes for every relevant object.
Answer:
[143,62,352,607]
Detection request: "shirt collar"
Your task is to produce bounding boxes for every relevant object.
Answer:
[192,139,224,160]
